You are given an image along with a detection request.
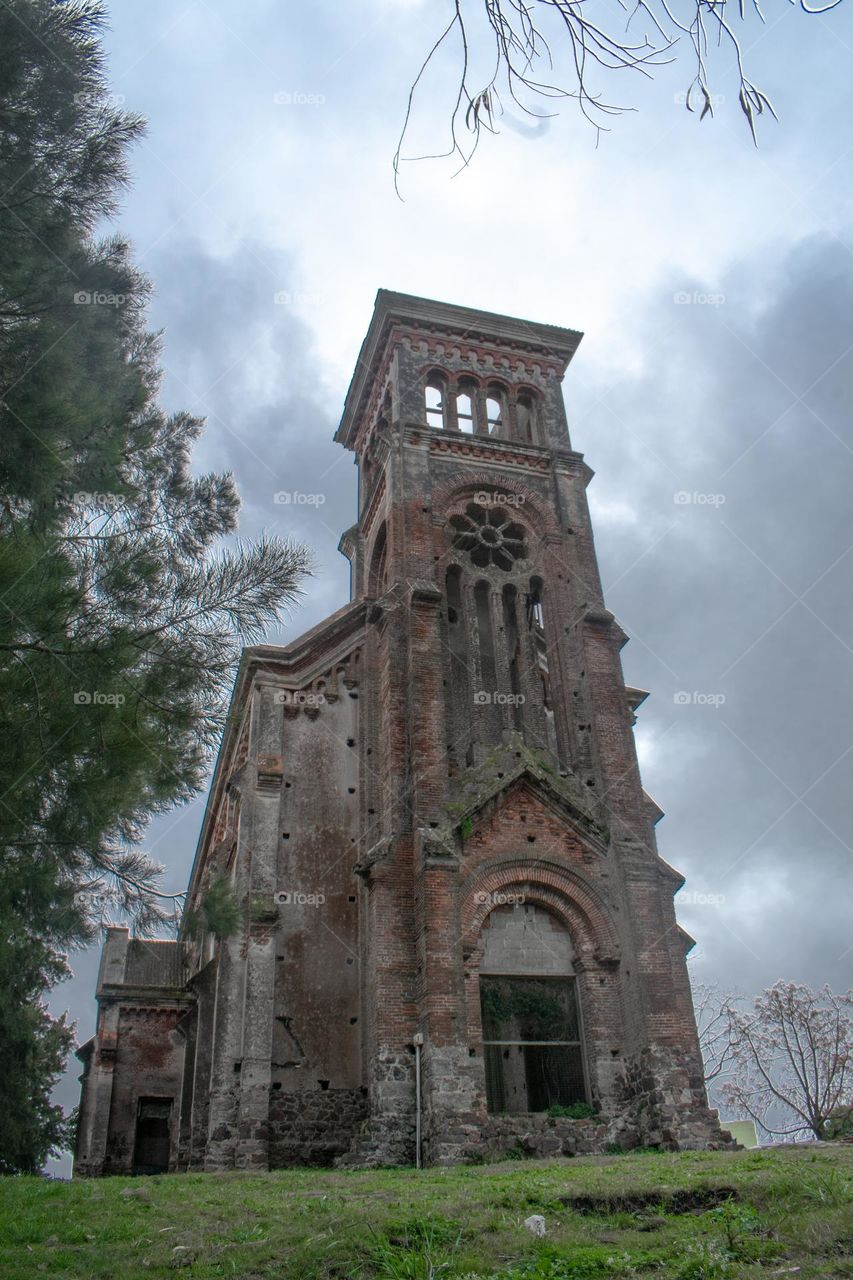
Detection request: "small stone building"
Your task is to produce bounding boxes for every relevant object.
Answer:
[74,291,731,1175]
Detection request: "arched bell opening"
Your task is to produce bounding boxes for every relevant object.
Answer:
[424,371,448,429]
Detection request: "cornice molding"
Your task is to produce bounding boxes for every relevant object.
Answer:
[337,289,583,450]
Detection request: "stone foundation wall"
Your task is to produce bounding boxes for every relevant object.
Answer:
[336,1042,735,1169]
[416,1041,737,1166]
[480,1112,621,1159]
[269,1087,369,1167]
[420,1043,487,1167]
[615,1047,737,1151]
[337,1050,417,1167]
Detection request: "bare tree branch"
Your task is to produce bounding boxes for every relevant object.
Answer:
[721,981,853,1141]
[394,0,843,191]
[693,980,742,1085]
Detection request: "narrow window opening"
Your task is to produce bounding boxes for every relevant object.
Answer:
[446,567,469,774]
[502,584,523,732]
[527,576,546,632]
[456,387,475,434]
[369,523,388,597]
[528,576,557,753]
[486,393,503,436]
[475,580,497,697]
[425,379,446,429]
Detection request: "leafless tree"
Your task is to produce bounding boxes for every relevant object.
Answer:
[721,981,853,1142]
[693,980,741,1087]
[394,0,843,191]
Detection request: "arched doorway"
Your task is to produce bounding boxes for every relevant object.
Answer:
[478,903,587,1114]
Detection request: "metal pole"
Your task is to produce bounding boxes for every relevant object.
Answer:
[413,1032,423,1168]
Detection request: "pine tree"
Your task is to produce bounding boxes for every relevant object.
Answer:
[0,860,77,1173]
[0,1,312,1169]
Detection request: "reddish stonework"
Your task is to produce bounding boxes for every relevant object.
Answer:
[75,291,732,1175]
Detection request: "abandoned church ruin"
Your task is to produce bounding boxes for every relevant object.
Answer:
[75,291,731,1175]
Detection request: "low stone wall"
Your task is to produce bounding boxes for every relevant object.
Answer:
[615,1047,738,1151]
[423,1044,739,1163]
[479,1112,623,1160]
[332,1042,739,1169]
[269,1087,369,1167]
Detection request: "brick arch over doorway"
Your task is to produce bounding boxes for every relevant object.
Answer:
[460,861,623,1110]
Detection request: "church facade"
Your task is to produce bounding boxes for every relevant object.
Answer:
[74,291,731,1175]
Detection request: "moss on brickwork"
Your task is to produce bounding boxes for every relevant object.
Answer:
[441,743,610,850]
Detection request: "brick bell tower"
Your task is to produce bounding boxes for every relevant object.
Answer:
[335,291,728,1164]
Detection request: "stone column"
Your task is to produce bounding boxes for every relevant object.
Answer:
[74,926,128,1176]
[407,581,447,817]
[175,1006,197,1170]
[204,936,245,1170]
[74,1002,120,1176]
[417,845,487,1167]
[578,611,649,841]
[408,579,486,1165]
[188,961,216,1168]
[235,683,285,1169]
[345,601,419,1167]
[205,713,262,1170]
[474,387,490,436]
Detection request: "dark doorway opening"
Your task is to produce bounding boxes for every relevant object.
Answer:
[133,1097,172,1174]
[480,974,587,1114]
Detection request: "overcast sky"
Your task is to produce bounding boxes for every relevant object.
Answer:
[48,0,853,1163]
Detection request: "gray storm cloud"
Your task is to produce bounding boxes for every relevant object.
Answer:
[571,230,853,993]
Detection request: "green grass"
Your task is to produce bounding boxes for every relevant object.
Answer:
[1,1145,851,1279]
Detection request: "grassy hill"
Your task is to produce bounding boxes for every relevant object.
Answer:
[1,1144,851,1279]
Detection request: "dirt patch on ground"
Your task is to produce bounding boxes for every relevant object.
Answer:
[561,1185,740,1216]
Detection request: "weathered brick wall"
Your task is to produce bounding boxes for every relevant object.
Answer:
[101,1006,186,1175]
[353,302,726,1166]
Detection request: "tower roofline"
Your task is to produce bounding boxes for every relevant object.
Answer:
[335,289,583,450]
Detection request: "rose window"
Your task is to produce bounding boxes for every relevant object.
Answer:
[450,503,527,570]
